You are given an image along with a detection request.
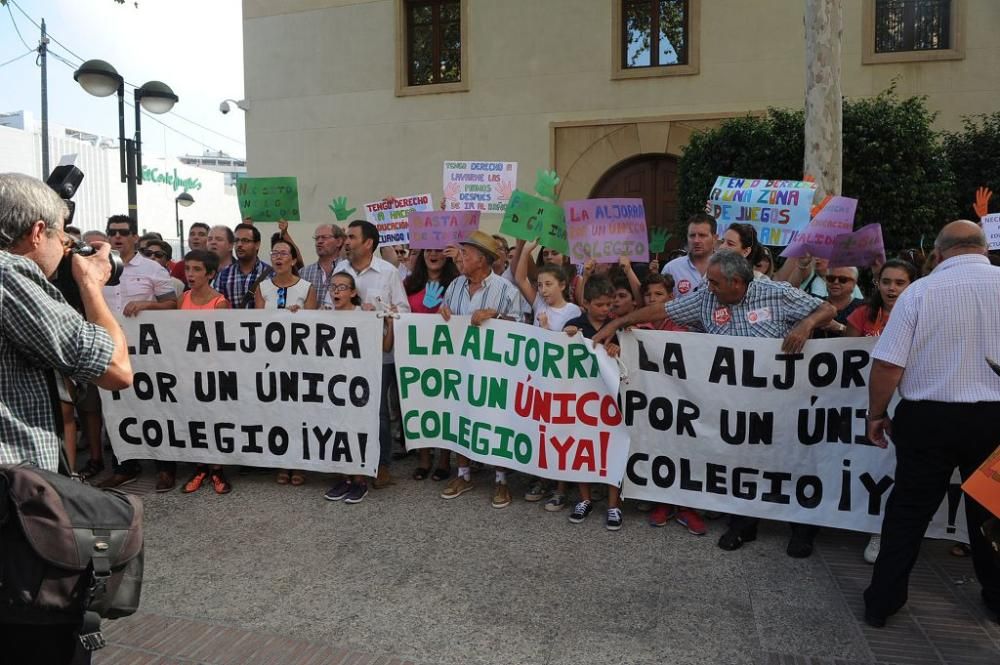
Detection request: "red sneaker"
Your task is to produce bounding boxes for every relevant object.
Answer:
[676,508,707,535]
[182,470,208,494]
[649,504,676,527]
[211,471,232,495]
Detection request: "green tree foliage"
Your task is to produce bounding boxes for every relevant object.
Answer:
[943,112,1000,218]
[678,90,956,251]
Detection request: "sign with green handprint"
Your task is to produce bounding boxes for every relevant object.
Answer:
[328,196,356,221]
[535,169,560,201]
[236,176,300,222]
[499,189,569,255]
[649,228,672,253]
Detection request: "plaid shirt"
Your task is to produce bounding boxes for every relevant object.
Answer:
[300,261,337,309]
[442,272,523,319]
[665,278,824,338]
[0,252,114,471]
[215,258,272,309]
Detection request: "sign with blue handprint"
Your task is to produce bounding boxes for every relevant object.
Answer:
[422,281,445,310]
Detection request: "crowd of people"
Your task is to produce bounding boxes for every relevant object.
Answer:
[1,172,998,635]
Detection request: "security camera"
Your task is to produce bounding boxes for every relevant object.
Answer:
[219,100,231,114]
[219,98,248,115]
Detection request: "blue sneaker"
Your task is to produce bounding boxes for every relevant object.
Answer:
[324,479,351,501]
[345,482,368,504]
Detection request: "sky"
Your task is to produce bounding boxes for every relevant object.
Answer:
[0,0,245,160]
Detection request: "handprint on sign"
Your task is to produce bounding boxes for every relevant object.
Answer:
[444,181,461,201]
[974,186,993,220]
[423,281,445,309]
[494,180,514,200]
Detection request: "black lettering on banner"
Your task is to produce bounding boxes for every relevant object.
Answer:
[720,410,773,445]
[194,371,238,402]
[773,353,802,390]
[741,350,766,387]
[138,324,161,355]
[119,418,141,445]
[638,341,658,372]
[795,476,823,508]
[841,350,868,388]
[838,459,852,511]
[190,421,208,449]
[652,456,675,487]
[808,352,838,387]
[679,458,702,491]
[860,472,894,515]
[626,453,648,486]
[705,463,727,494]
[215,322,236,351]
[240,322,261,352]
[708,347,736,385]
[266,323,285,352]
[187,321,209,352]
[269,427,289,455]
[316,324,336,357]
[732,467,758,500]
[760,471,792,504]
[215,423,235,453]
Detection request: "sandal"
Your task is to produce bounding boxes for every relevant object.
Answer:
[431,467,451,481]
[276,471,290,485]
[412,467,430,481]
[950,543,971,557]
[290,472,306,486]
[78,459,105,480]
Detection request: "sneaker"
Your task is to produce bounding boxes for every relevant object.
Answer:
[492,483,512,509]
[344,482,368,504]
[676,509,707,535]
[210,471,232,495]
[606,507,623,531]
[155,470,175,492]
[649,504,676,527]
[183,470,208,494]
[324,479,352,501]
[864,535,881,564]
[524,480,547,502]
[544,492,567,512]
[441,476,474,499]
[95,472,138,489]
[568,500,593,524]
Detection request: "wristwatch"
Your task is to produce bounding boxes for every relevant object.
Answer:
[865,410,887,421]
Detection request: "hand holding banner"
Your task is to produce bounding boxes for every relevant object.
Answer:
[564,198,649,264]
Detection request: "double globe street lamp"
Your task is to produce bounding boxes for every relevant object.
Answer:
[73,59,178,226]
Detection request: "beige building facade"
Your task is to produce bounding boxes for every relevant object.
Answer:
[242,0,999,248]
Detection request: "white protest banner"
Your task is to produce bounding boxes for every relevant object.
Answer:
[365,194,435,247]
[708,176,816,246]
[102,311,384,476]
[443,160,518,214]
[394,315,630,483]
[780,196,858,260]
[619,331,967,541]
[981,213,1000,250]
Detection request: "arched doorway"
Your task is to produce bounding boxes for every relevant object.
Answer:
[590,154,680,231]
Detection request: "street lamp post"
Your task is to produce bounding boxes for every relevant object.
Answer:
[73,59,178,227]
[175,192,195,251]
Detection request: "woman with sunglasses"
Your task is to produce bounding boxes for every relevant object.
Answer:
[814,267,863,337]
[254,240,317,486]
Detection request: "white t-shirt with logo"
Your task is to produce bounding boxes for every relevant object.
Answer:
[661,255,705,298]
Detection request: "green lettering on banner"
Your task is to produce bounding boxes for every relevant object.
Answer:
[236,176,301,221]
[407,326,428,355]
[499,189,569,254]
[432,325,454,355]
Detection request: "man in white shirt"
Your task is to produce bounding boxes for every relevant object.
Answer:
[98,215,178,491]
[864,220,1000,628]
[330,220,410,497]
[660,214,717,297]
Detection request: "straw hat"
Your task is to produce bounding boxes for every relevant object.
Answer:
[459,230,501,261]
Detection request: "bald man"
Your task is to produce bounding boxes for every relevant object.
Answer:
[864,220,1000,628]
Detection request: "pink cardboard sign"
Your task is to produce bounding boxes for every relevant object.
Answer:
[780,196,858,259]
[408,210,481,249]
[828,223,886,268]
[563,198,649,264]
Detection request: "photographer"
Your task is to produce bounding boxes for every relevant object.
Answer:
[0,173,133,471]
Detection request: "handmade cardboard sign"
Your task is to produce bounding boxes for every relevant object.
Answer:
[781,196,858,259]
[443,161,518,214]
[828,224,885,268]
[708,176,816,246]
[564,198,649,264]
[408,210,481,249]
[499,189,569,255]
[237,176,300,222]
[365,194,435,247]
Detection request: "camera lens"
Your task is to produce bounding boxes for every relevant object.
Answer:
[70,240,125,286]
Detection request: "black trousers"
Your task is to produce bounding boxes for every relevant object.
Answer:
[864,400,1000,618]
[728,515,820,542]
[0,623,91,665]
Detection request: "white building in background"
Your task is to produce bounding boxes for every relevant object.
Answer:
[0,111,242,252]
[179,150,247,186]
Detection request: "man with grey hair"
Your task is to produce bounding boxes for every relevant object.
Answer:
[596,249,836,556]
[0,173,133,662]
[864,219,1000,628]
[300,223,345,309]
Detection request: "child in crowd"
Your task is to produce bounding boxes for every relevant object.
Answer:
[557,275,625,531]
[636,274,687,332]
[513,240,582,503]
[324,272,395,505]
[611,277,637,320]
[179,250,233,495]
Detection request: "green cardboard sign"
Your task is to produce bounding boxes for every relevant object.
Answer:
[237,176,300,222]
[648,228,672,253]
[499,189,569,255]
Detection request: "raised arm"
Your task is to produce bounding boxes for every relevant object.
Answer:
[515,239,539,304]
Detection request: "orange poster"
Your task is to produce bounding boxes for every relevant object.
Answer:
[963,445,1000,519]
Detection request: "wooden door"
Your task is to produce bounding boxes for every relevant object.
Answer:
[589,155,680,232]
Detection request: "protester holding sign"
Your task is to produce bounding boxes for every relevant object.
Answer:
[438,231,524,508]
[514,240,581,333]
[864,220,1000,628]
[660,214,717,297]
[596,251,836,554]
[335,220,411,490]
